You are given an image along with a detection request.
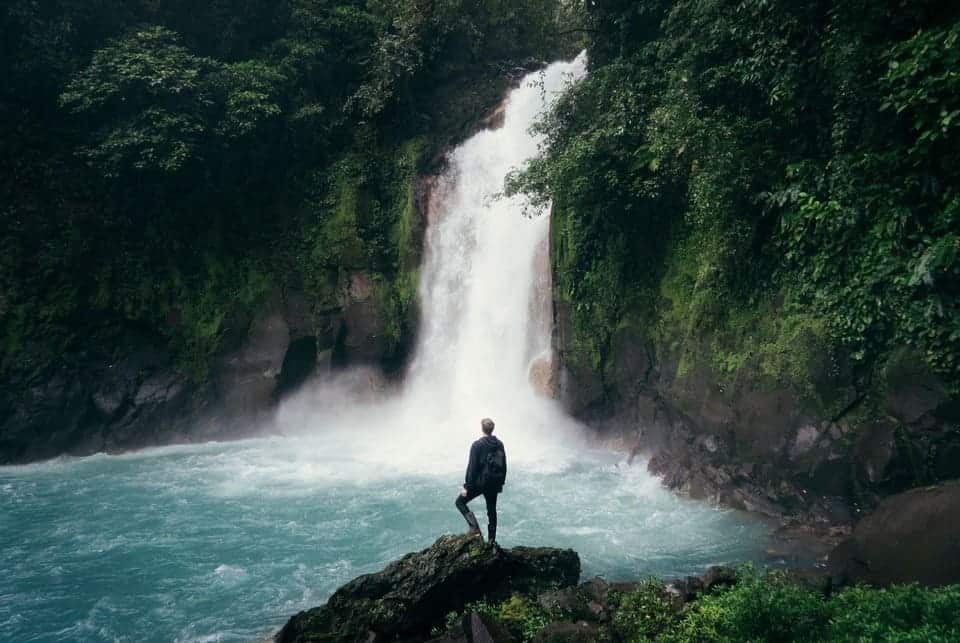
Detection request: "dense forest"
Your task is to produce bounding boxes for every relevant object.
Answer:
[0,0,570,392]
[2,1,958,463]
[510,0,960,414]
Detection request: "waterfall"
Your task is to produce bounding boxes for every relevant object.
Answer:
[401,55,588,447]
[273,55,589,473]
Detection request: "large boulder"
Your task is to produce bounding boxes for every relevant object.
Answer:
[275,534,580,643]
[829,480,960,586]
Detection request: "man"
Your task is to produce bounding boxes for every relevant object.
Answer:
[455,417,506,544]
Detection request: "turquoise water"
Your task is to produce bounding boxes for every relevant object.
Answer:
[1,437,773,642]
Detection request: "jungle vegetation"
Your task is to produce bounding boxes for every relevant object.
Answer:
[509,0,960,404]
[1,0,572,384]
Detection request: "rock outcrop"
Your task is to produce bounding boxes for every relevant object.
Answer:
[829,480,960,587]
[275,534,580,643]
[0,277,404,464]
[552,304,960,534]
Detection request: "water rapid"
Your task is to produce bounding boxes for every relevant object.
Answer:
[0,56,777,643]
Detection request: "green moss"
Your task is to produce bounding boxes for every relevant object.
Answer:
[391,137,426,269]
[170,260,272,381]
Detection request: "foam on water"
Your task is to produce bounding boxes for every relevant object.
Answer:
[0,55,780,642]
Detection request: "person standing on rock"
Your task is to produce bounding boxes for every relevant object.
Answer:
[456,418,507,544]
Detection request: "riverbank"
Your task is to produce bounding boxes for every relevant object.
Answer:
[273,533,960,643]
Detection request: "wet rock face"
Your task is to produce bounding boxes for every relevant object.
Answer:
[552,316,960,530]
[0,338,196,464]
[275,534,580,643]
[216,297,291,418]
[829,480,960,587]
[0,279,405,464]
[333,271,390,367]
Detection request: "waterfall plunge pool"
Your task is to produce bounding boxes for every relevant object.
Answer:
[1,434,780,642]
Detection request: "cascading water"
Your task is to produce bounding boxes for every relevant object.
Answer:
[404,56,576,425]
[0,56,777,643]
[315,55,590,466]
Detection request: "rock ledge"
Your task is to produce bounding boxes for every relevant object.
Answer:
[276,534,580,643]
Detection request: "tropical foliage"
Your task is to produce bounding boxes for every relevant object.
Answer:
[509,0,960,396]
[0,0,571,381]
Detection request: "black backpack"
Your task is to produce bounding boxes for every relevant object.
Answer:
[479,446,506,491]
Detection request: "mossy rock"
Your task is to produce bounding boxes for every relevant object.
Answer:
[276,535,580,643]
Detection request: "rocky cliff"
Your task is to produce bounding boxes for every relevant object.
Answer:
[0,145,440,465]
[0,265,420,464]
[553,298,960,535]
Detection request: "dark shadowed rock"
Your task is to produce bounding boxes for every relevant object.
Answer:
[666,565,738,602]
[829,480,960,587]
[465,612,514,643]
[217,297,290,417]
[275,534,580,643]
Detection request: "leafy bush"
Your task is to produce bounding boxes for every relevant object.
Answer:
[608,579,680,641]
[433,573,960,642]
[652,571,960,643]
[437,594,554,642]
[659,571,827,643]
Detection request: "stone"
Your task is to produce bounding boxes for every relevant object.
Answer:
[283,289,314,341]
[92,388,128,419]
[217,304,290,416]
[465,612,513,643]
[885,382,947,424]
[790,425,820,459]
[829,480,960,587]
[337,297,389,365]
[348,272,374,301]
[480,99,508,131]
[276,535,580,643]
[134,373,185,406]
[528,355,556,398]
[537,587,593,622]
[854,422,897,486]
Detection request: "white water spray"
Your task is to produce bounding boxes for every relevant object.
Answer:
[273,55,589,474]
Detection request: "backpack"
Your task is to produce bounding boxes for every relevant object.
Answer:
[478,445,506,491]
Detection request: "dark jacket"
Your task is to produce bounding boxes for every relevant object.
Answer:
[464,435,506,493]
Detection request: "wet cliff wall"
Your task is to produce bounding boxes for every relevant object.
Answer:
[528,1,960,532]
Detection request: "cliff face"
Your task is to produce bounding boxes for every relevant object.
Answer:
[0,126,434,464]
[553,295,960,530]
[0,250,423,464]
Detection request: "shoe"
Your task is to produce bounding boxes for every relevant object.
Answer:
[464,511,483,539]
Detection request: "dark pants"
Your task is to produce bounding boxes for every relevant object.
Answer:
[455,488,498,541]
